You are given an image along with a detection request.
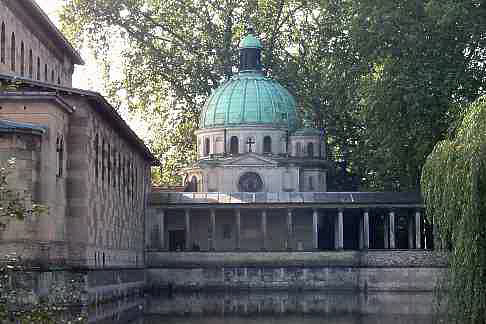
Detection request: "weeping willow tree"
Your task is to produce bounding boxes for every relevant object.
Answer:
[421,97,486,324]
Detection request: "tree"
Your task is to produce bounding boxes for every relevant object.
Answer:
[60,0,486,192]
[344,0,486,191]
[422,96,486,324]
[60,0,312,184]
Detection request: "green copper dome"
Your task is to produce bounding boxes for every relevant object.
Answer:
[200,71,298,130]
[239,34,263,49]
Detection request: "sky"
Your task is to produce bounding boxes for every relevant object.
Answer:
[35,0,148,137]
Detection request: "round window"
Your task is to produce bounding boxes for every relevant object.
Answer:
[238,172,264,192]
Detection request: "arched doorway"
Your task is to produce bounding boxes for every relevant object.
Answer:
[230,136,239,154]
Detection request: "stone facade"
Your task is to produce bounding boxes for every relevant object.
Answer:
[0,2,157,268]
[0,88,156,267]
[146,251,448,292]
[0,97,73,259]
[188,126,327,193]
[0,0,83,86]
[61,94,154,267]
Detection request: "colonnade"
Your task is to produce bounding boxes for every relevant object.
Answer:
[153,208,423,251]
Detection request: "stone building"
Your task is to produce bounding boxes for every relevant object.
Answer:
[147,33,428,253]
[0,0,158,268]
[0,0,82,87]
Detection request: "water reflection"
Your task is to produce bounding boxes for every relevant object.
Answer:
[89,291,444,324]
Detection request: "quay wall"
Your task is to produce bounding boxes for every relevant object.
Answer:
[7,267,146,305]
[147,250,448,292]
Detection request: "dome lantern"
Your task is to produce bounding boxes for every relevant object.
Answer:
[239,28,263,72]
[199,30,298,131]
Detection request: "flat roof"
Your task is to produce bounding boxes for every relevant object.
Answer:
[149,191,423,208]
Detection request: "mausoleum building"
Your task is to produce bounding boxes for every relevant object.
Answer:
[147,33,428,253]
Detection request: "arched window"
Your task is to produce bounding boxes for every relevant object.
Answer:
[1,22,5,63]
[307,142,314,158]
[10,32,15,71]
[57,76,61,85]
[204,138,210,156]
[107,143,111,185]
[263,136,272,153]
[113,149,117,188]
[44,64,48,81]
[56,135,64,177]
[36,57,40,80]
[94,134,99,179]
[101,139,106,183]
[51,69,54,82]
[118,152,122,193]
[28,49,32,77]
[230,136,239,154]
[20,42,24,76]
[296,142,302,157]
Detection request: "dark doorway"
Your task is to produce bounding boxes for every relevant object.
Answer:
[263,136,272,153]
[370,211,386,249]
[318,214,335,250]
[169,230,185,251]
[230,136,239,154]
[343,210,359,250]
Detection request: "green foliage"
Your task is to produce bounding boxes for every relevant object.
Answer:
[0,159,46,232]
[60,0,486,191]
[346,0,486,191]
[0,255,86,324]
[422,96,486,324]
[60,0,309,185]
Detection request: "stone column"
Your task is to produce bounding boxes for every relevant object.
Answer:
[287,209,293,250]
[261,210,267,250]
[336,209,344,250]
[312,209,319,250]
[159,209,165,250]
[209,208,216,251]
[185,209,191,251]
[415,210,422,249]
[408,213,414,249]
[389,210,396,249]
[363,210,370,250]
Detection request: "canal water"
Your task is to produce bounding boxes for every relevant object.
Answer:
[89,291,445,324]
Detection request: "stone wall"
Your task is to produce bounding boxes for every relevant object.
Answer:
[0,99,71,260]
[146,251,448,292]
[64,95,152,268]
[0,0,75,86]
[2,267,146,306]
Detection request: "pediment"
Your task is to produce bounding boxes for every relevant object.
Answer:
[224,153,279,166]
